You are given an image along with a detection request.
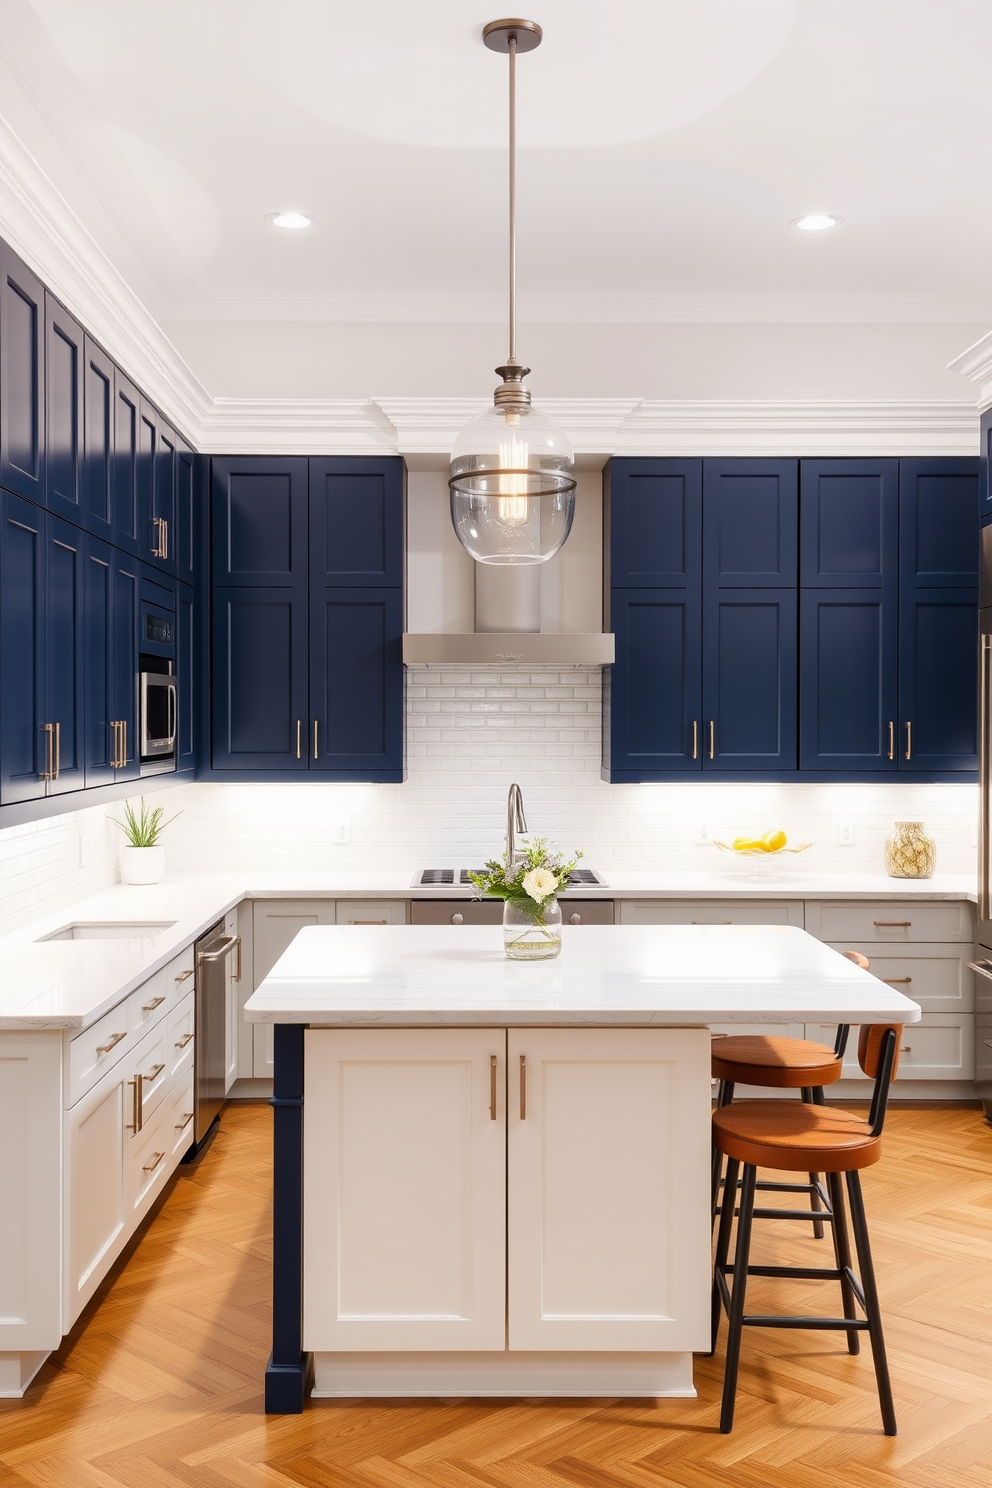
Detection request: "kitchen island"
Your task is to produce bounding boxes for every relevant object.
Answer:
[245,921,921,1411]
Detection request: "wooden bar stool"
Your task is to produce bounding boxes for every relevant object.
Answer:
[711,1023,901,1436]
[711,949,870,1237]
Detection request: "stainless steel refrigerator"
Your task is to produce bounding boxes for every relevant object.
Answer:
[974,526,992,1117]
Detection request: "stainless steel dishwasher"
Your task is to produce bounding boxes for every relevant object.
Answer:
[192,919,241,1150]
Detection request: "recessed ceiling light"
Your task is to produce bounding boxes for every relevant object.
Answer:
[266,211,313,230]
[791,213,841,231]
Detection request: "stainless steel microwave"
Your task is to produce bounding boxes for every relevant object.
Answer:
[140,670,177,763]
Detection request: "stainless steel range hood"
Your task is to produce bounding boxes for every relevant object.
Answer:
[403,561,615,666]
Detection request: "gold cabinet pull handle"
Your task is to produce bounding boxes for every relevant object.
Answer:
[905,720,912,760]
[175,1111,194,1132]
[122,718,129,765]
[296,719,302,759]
[40,722,55,780]
[142,1151,165,1174]
[111,719,120,769]
[128,1073,144,1133]
[144,1062,166,1082]
[519,1054,526,1120]
[490,1054,497,1121]
[900,1045,912,1054]
[888,720,894,761]
[709,719,715,760]
[174,1031,194,1049]
[692,920,732,924]
[313,719,319,760]
[162,519,168,560]
[174,968,194,983]
[874,920,911,928]
[883,977,913,985]
[96,1030,127,1056]
[691,719,698,760]
[141,995,166,1013]
[53,720,60,780]
[234,934,242,982]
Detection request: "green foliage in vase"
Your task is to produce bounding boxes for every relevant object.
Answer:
[111,797,182,848]
[468,836,583,910]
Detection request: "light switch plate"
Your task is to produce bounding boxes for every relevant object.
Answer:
[696,823,712,845]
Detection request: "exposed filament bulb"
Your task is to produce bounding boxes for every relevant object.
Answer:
[497,417,530,524]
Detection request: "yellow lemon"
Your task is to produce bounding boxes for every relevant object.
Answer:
[732,836,764,851]
[763,829,787,852]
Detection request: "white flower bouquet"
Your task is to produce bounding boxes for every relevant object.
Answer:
[468,837,582,918]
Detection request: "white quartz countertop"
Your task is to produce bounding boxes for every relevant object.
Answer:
[0,868,970,1030]
[244,924,923,1028]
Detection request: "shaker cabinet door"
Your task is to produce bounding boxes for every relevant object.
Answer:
[0,492,46,804]
[0,244,45,503]
[210,586,309,770]
[303,1027,507,1352]
[702,589,797,771]
[44,293,83,524]
[606,590,702,776]
[507,1027,710,1352]
[309,586,404,774]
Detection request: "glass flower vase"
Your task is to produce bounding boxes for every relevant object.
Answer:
[884,821,935,879]
[503,897,562,960]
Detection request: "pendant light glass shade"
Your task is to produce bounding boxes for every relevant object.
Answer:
[450,401,576,565]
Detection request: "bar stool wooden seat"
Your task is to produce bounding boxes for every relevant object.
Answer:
[712,949,870,1236]
[711,1023,901,1436]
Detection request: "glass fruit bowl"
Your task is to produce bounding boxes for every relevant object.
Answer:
[712,839,812,881]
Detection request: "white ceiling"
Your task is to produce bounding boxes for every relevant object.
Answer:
[1,0,992,332]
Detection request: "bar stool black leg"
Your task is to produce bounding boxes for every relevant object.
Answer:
[846,1170,897,1436]
[826,1168,860,1355]
[711,1154,739,1354]
[720,1162,756,1434]
[711,1080,735,1229]
[801,1086,826,1239]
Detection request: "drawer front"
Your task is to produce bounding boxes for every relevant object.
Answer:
[411,900,504,926]
[68,1005,132,1108]
[126,1098,173,1222]
[619,899,804,927]
[805,1015,975,1082]
[828,943,975,1013]
[561,900,615,926]
[335,900,408,925]
[805,900,974,943]
[128,943,195,1040]
[168,991,195,1079]
[128,1022,170,1128]
[167,1071,195,1162]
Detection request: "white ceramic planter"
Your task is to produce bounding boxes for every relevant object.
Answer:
[120,844,165,885]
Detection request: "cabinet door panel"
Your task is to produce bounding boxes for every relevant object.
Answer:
[508,1027,710,1351]
[64,1064,127,1330]
[800,459,898,587]
[703,459,797,587]
[82,336,114,537]
[607,458,702,588]
[83,536,116,787]
[310,588,403,772]
[309,457,403,587]
[608,591,701,774]
[211,587,309,769]
[252,900,338,985]
[800,589,898,771]
[304,1027,507,1352]
[136,399,157,564]
[112,370,140,554]
[0,493,46,803]
[211,456,308,585]
[175,438,195,584]
[703,590,796,770]
[45,294,83,522]
[0,245,45,502]
[900,459,979,589]
[153,418,176,573]
[899,589,978,772]
[45,517,85,794]
[0,1031,61,1352]
[111,553,140,781]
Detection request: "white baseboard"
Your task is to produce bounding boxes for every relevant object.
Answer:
[312,1350,695,1398]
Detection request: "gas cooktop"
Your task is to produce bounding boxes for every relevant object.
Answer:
[413,867,607,888]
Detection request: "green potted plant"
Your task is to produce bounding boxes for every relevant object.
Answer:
[112,798,182,885]
[469,837,582,960]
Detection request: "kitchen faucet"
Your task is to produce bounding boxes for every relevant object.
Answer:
[505,783,528,871]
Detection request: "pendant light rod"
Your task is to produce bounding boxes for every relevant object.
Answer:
[508,34,516,363]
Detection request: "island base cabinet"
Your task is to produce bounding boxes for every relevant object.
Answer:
[507,1028,711,1352]
[303,1028,507,1352]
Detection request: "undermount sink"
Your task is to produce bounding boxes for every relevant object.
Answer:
[38,920,177,943]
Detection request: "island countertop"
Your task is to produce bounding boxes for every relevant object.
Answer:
[244,923,923,1027]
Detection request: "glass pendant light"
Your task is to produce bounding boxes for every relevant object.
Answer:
[449,18,576,566]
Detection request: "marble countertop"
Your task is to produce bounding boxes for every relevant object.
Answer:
[0,869,971,1030]
[244,923,923,1027]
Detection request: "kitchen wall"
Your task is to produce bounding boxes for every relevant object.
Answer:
[0,666,975,935]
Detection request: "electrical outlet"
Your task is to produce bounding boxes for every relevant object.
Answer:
[332,820,351,846]
[838,821,855,846]
[696,823,712,845]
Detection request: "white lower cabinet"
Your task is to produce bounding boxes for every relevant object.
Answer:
[252,901,338,1079]
[303,1026,711,1357]
[619,899,804,927]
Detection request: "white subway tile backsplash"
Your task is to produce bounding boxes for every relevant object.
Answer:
[0,666,978,931]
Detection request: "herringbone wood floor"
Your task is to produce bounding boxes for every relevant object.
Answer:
[2,1101,990,1487]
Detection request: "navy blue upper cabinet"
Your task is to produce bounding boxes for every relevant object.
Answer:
[112,369,140,555]
[45,294,83,524]
[702,590,797,770]
[136,397,157,565]
[607,459,702,588]
[309,458,404,587]
[981,407,992,525]
[898,591,978,772]
[83,538,140,788]
[607,591,702,775]
[174,437,195,585]
[702,460,797,587]
[0,245,45,503]
[153,417,177,573]
[212,456,309,585]
[45,517,86,796]
[82,337,114,539]
[0,493,46,803]
[310,588,404,771]
[899,458,979,588]
[800,590,898,772]
[211,586,310,771]
[800,459,898,588]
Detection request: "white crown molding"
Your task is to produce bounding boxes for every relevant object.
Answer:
[373,397,641,456]
[947,329,992,411]
[616,400,979,457]
[196,400,398,455]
